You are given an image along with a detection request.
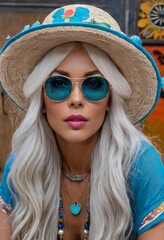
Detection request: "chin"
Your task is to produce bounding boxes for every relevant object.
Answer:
[63,136,91,144]
[56,131,99,144]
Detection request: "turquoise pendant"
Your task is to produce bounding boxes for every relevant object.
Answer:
[70,202,81,215]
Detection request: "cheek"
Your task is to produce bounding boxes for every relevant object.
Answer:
[44,105,65,134]
[92,106,106,118]
[45,103,64,121]
[43,93,62,125]
[95,96,109,113]
[90,101,109,124]
[43,91,62,114]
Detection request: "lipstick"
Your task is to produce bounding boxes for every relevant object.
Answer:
[64,114,88,128]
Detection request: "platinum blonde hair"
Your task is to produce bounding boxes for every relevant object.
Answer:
[8,42,148,240]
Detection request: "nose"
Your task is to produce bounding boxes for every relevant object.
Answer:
[67,83,85,108]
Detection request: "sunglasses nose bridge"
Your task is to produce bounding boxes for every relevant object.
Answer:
[71,80,83,94]
[68,81,85,107]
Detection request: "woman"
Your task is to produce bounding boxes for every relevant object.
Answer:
[0,4,164,240]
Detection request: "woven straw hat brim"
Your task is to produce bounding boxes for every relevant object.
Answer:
[0,23,161,123]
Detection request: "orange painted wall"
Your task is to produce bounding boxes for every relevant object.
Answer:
[143,45,164,157]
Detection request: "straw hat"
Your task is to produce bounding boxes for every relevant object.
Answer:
[0,4,162,123]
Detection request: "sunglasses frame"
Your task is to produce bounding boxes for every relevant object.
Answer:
[43,75,110,102]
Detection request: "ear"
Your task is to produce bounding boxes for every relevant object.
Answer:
[106,105,110,112]
[106,96,111,112]
[42,107,46,113]
[41,97,46,114]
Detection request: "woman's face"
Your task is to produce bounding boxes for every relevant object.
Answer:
[43,46,110,144]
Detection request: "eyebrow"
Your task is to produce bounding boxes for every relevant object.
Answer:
[52,69,101,77]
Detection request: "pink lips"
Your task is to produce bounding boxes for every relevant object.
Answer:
[64,114,88,128]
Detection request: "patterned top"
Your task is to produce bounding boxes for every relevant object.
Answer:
[0,141,164,239]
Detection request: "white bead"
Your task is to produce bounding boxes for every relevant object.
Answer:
[58,229,64,235]
[84,229,89,234]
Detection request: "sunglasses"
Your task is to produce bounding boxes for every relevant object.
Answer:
[44,75,110,102]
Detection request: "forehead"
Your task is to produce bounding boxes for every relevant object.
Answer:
[51,69,101,79]
[54,46,98,76]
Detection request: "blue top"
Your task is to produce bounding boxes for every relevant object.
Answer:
[0,141,164,239]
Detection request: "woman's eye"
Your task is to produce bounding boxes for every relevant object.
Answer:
[52,80,67,87]
[88,80,101,88]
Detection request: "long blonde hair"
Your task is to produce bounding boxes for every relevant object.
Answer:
[8,42,148,240]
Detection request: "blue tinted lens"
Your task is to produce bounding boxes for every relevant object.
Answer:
[45,76,72,101]
[82,76,109,101]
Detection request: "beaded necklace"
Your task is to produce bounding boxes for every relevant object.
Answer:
[57,196,90,240]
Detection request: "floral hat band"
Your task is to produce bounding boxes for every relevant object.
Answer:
[0,4,162,124]
[12,5,120,37]
[43,6,119,29]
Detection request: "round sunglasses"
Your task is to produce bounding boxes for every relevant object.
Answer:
[44,75,110,102]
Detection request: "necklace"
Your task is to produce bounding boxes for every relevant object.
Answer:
[57,196,90,240]
[63,177,89,215]
[62,169,90,182]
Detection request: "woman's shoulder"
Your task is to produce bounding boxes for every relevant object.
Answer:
[129,140,164,236]
[0,152,15,211]
[132,140,163,170]
[1,152,14,184]
[130,140,163,183]
[3,152,15,173]
[137,140,159,154]
[129,139,164,198]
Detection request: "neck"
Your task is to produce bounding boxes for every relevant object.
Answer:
[56,134,99,174]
